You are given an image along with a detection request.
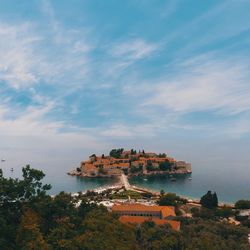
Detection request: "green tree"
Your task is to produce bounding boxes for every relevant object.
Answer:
[0,165,51,248]
[158,153,166,158]
[212,192,218,208]
[159,161,171,171]
[158,193,187,206]
[75,209,137,250]
[109,148,124,158]
[47,217,76,249]
[235,200,250,209]
[16,209,49,249]
[215,206,234,218]
[200,191,218,209]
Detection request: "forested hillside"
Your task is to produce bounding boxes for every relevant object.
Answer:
[0,166,249,250]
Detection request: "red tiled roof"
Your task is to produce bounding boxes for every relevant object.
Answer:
[84,164,97,170]
[119,216,180,230]
[112,204,176,218]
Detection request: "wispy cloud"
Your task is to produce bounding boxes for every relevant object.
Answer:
[111,38,158,60]
[142,55,250,115]
[0,102,61,136]
[0,14,91,89]
[0,22,40,88]
[100,124,156,138]
[0,102,108,167]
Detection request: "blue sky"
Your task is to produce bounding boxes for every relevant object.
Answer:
[1,0,250,171]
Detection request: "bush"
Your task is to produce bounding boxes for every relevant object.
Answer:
[158,193,187,206]
[235,200,250,209]
[159,161,171,171]
[215,207,234,218]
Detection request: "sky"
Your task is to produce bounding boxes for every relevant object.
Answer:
[0,0,250,174]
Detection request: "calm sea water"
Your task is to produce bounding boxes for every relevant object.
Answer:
[1,161,249,203]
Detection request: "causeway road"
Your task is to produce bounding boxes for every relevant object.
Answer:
[120,173,131,190]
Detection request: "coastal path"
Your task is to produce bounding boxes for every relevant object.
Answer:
[120,173,131,190]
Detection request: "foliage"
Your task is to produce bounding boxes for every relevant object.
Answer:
[146,160,154,171]
[200,191,218,209]
[191,207,217,219]
[136,221,182,249]
[158,153,167,158]
[235,199,250,209]
[130,165,143,174]
[109,148,124,158]
[89,154,97,162]
[191,206,235,220]
[16,209,49,249]
[241,219,250,228]
[215,206,235,218]
[0,166,249,249]
[158,193,187,206]
[110,190,143,199]
[159,161,171,171]
[146,165,154,171]
[130,149,137,155]
[181,218,249,250]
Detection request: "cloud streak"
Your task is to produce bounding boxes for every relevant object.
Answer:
[111,38,158,60]
[143,55,250,115]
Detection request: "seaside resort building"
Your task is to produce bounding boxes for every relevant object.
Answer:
[112,203,180,231]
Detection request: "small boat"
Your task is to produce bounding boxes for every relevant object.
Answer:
[143,178,148,181]
[188,177,192,180]
[1,159,6,162]
[11,168,14,172]
[170,178,177,182]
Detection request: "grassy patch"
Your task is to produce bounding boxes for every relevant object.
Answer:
[110,190,143,199]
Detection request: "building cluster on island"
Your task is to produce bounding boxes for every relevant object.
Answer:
[72,148,192,178]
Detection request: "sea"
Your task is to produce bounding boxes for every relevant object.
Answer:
[1,160,249,204]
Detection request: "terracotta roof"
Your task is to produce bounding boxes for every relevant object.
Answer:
[84,164,97,170]
[112,204,176,218]
[161,206,176,218]
[119,216,180,231]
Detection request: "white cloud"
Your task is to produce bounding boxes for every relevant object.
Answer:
[0,103,109,170]
[0,102,60,136]
[143,56,250,115]
[100,124,156,138]
[0,18,91,89]
[111,39,158,60]
[0,23,40,88]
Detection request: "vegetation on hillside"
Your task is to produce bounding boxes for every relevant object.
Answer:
[0,166,249,249]
[235,200,250,209]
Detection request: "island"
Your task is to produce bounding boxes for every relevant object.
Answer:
[69,148,192,178]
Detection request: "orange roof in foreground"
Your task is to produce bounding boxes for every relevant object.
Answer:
[119,216,180,231]
[112,204,176,217]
